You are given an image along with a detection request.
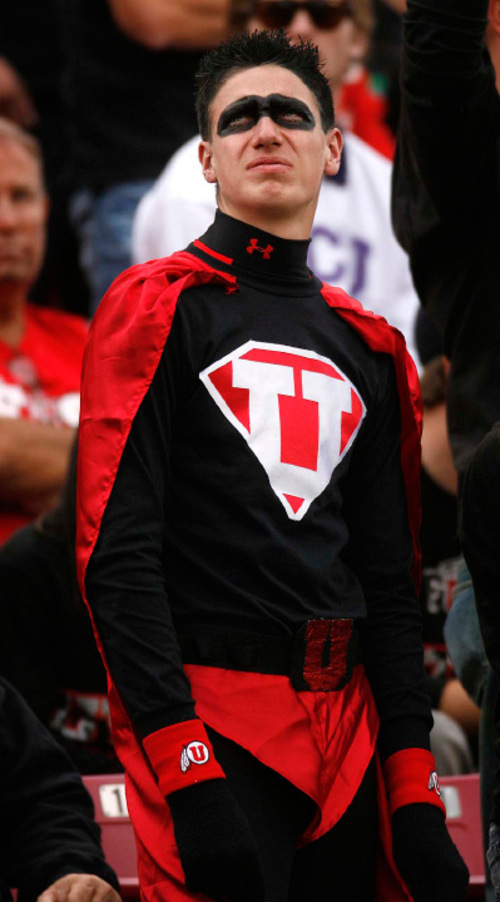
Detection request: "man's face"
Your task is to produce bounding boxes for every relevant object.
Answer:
[199,64,342,233]
[248,2,368,92]
[0,138,48,289]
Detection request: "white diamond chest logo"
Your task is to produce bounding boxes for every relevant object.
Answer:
[199,341,366,521]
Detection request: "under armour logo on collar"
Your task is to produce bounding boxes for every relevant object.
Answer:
[246,239,274,260]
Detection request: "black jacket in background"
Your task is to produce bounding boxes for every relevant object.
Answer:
[393,0,500,823]
[0,676,119,901]
[392,0,500,481]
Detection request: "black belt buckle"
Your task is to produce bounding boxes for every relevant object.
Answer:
[290,618,358,691]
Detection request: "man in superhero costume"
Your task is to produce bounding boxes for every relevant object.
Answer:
[76,29,468,902]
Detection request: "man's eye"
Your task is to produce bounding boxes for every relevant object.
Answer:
[227,114,252,128]
[12,187,34,203]
[218,111,255,134]
[279,111,306,123]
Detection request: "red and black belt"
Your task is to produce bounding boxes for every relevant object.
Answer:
[178,618,361,692]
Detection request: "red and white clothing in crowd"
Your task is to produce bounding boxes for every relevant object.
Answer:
[0,303,87,543]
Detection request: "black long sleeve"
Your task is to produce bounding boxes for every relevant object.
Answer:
[392,0,500,476]
[394,0,491,243]
[343,359,432,760]
[85,331,198,738]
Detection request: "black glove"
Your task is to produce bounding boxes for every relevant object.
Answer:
[392,803,469,901]
[167,777,266,902]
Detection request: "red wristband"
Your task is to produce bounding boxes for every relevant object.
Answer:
[143,720,226,797]
[383,748,446,816]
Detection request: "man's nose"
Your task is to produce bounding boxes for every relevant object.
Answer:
[0,196,17,229]
[287,9,316,40]
[251,114,283,144]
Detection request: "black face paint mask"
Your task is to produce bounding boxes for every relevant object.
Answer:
[217,94,316,137]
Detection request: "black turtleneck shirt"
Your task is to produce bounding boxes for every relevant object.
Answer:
[86,212,431,761]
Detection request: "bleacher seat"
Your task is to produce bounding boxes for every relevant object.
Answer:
[441,773,485,899]
[82,773,139,899]
[83,771,485,900]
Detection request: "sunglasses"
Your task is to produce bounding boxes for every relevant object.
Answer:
[253,0,354,30]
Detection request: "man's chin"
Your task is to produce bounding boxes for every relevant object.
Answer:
[220,189,310,231]
[244,185,300,212]
[0,267,32,285]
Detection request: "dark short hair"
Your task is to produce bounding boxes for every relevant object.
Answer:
[195,29,335,139]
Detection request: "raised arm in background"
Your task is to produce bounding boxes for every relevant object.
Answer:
[108,0,231,49]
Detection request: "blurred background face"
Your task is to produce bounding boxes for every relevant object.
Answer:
[247,1,369,94]
[0,137,48,290]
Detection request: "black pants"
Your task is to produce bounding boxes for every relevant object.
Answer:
[208,727,378,901]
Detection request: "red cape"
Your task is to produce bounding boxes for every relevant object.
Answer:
[77,251,422,595]
[76,252,422,902]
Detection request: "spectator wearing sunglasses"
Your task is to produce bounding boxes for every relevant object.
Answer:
[247,1,371,78]
[250,1,396,157]
[133,0,422,368]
